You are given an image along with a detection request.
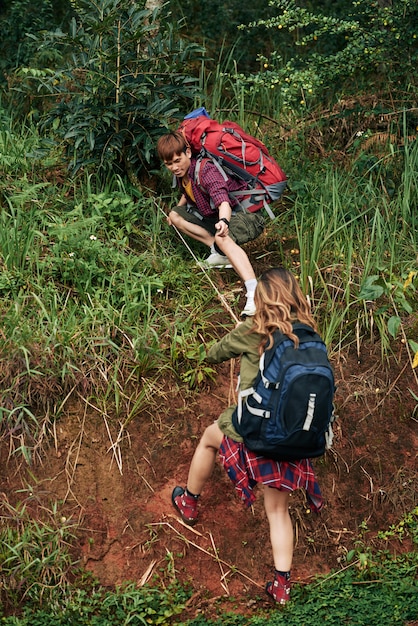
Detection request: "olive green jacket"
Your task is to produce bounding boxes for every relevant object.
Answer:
[206,317,262,441]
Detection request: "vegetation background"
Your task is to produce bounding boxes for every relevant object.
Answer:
[0,0,417,624]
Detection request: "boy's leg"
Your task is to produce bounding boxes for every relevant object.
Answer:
[214,235,257,315]
[214,212,264,315]
[169,207,232,268]
[168,208,215,247]
[214,236,256,282]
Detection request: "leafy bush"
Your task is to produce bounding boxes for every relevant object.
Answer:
[237,0,418,109]
[0,0,73,77]
[16,0,202,177]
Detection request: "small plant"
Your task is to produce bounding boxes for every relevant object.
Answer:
[180,342,217,388]
[377,506,418,545]
[0,492,79,610]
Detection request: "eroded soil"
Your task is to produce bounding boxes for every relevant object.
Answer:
[1,333,417,621]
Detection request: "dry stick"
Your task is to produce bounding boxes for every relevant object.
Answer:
[138,559,157,587]
[209,531,229,595]
[151,518,264,589]
[153,199,240,325]
[63,400,88,505]
[312,559,361,587]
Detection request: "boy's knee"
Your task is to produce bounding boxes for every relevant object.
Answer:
[214,234,235,253]
[168,209,183,226]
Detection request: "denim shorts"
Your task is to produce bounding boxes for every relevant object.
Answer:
[171,205,265,245]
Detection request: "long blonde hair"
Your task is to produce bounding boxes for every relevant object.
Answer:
[252,267,317,352]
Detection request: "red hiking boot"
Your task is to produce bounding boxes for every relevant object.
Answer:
[172,486,199,526]
[265,571,291,605]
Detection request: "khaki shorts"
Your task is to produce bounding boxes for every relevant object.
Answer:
[171,205,265,245]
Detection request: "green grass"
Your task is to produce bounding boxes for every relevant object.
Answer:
[0,84,417,625]
[0,104,417,458]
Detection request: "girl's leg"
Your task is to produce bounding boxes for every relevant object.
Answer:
[172,422,223,526]
[263,486,293,604]
[186,422,224,495]
[263,486,293,572]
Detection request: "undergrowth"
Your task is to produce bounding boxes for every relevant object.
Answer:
[0,582,191,625]
[0,511,416,625]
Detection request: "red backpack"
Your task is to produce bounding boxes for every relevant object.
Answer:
[178,108,287,219]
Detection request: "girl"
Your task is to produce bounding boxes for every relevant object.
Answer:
[172,267,324,605]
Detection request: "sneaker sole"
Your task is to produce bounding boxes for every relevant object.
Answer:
[198,263,233,270]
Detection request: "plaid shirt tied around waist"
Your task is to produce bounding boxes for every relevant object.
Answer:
[219,436,324,513]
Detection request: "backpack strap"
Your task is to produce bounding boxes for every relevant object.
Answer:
[228,190,276,220]
[195,153,228,187]
[194,154,228,212]
[292,322,316,333]
[291,322,322,342]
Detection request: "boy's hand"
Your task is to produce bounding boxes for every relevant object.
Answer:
[215,219,229,237]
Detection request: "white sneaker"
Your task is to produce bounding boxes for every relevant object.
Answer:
[199,253,233,269]
[241,298,256,317]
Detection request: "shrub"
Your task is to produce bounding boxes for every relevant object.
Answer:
[14,0,202,178]
[237,0,418,109]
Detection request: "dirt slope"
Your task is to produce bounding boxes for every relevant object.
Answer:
[1,336,417,621]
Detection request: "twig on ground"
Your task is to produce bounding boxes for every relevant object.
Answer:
[152,519,264,589]
[209,531,229,595]
[138,559,157,586]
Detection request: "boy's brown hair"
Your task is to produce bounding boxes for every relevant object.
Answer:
[157,131,188,161]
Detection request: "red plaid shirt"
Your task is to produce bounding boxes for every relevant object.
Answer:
[219,436,324,512]
[177,157,248,218]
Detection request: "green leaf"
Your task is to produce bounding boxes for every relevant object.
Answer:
[409,340,418,353]
[387,316,401,338]
[358,275,385,300]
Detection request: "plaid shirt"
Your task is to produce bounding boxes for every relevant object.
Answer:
[219,436,324,512]
[177,157,248,218]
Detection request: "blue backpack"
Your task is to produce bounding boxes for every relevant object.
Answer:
[232,323,336,461]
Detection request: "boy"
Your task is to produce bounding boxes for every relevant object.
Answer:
[157,131,265,316]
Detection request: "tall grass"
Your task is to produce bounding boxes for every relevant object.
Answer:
[0,123,226,460]
[289,146,418,355]
[0,493,79,610]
